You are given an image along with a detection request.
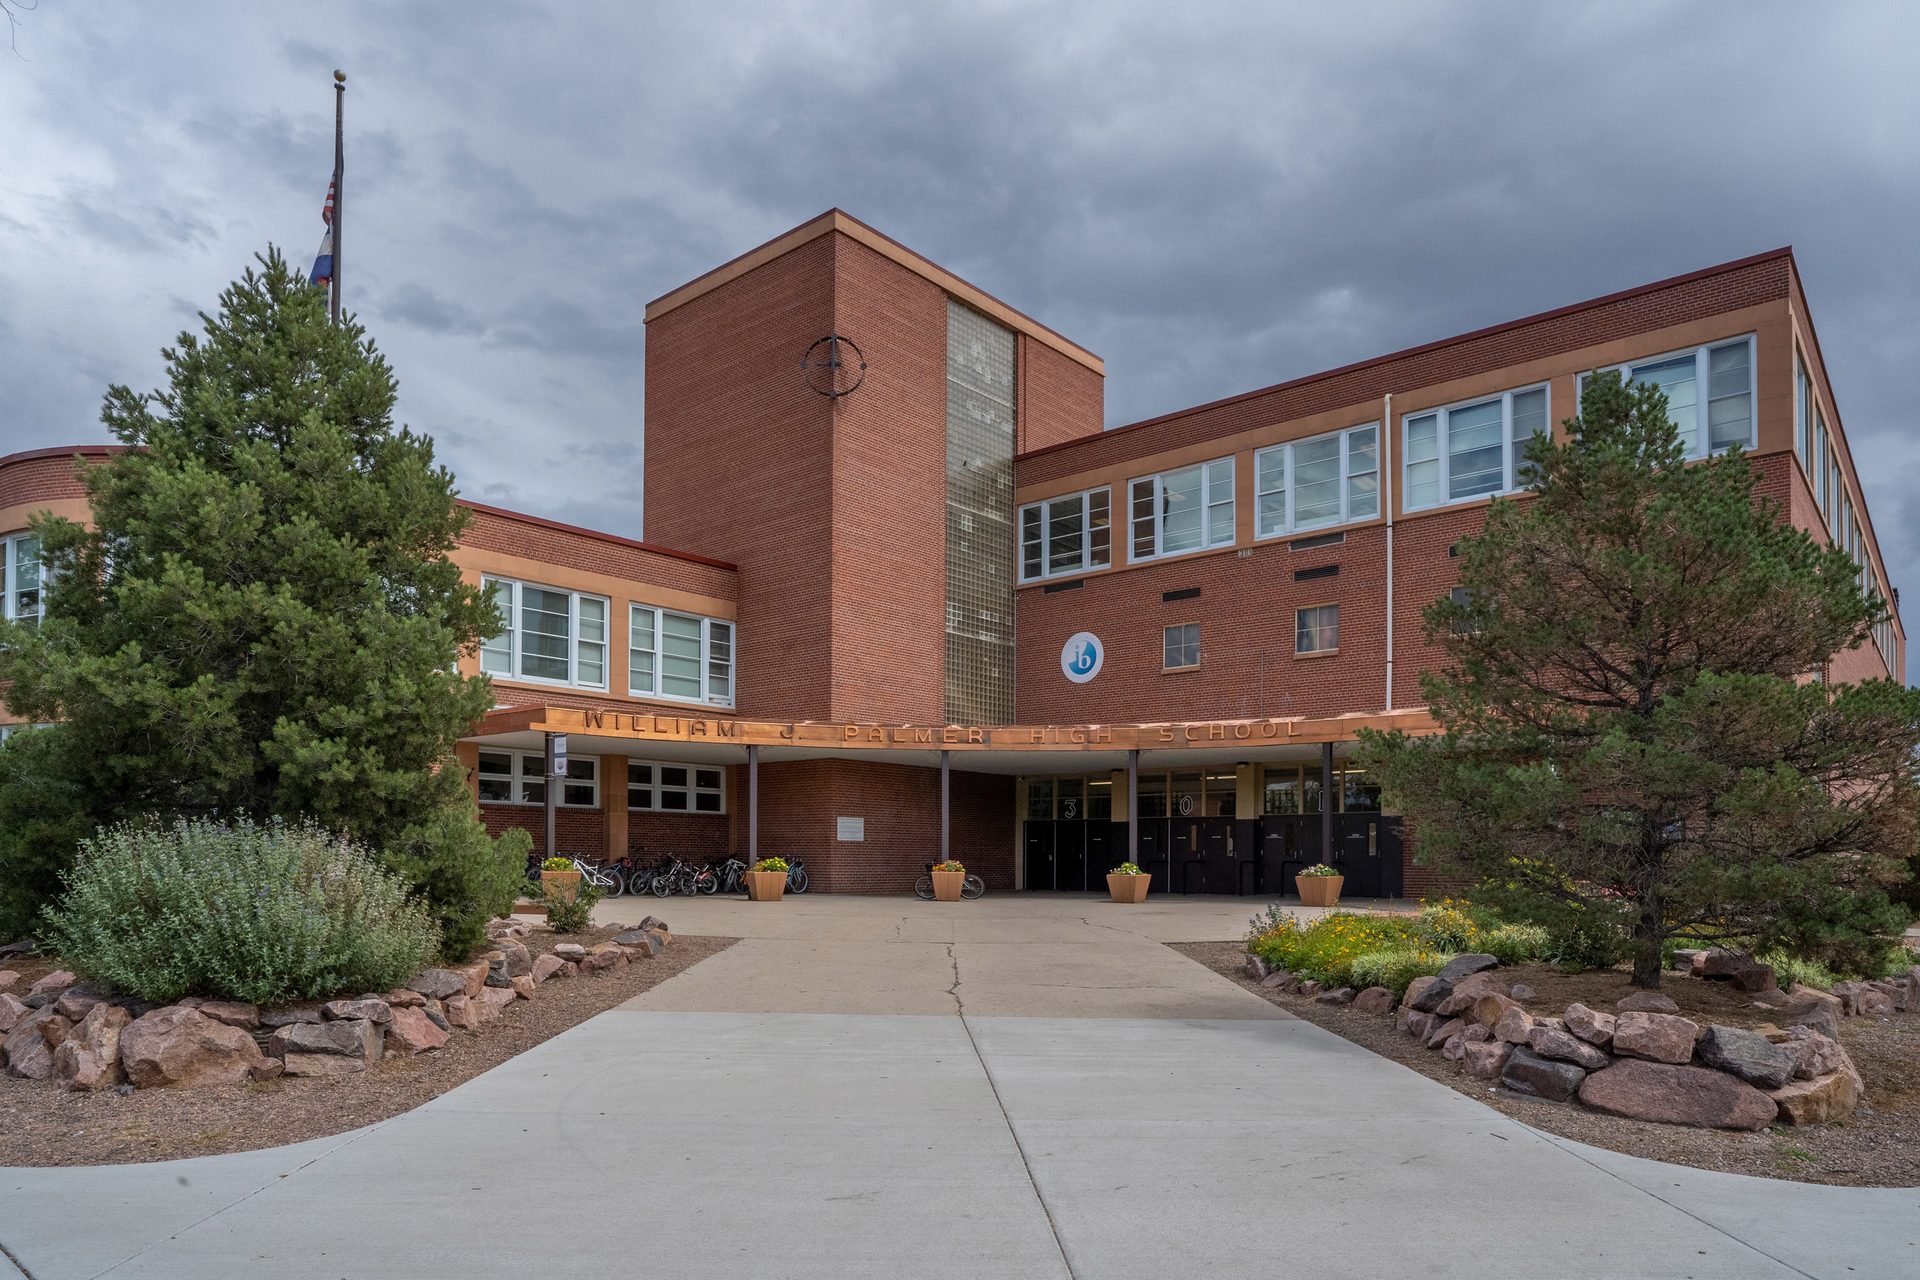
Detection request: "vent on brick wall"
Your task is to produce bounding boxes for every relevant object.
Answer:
[1162,587,1201,602]
[1294,564,1339,582]
[1042,579,1083,594]
[1448,542,1461,557]
[1290,531,1345,551]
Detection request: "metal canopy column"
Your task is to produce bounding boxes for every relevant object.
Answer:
[940,750,951,864]
[747,743,760,862]
[1127,748,1139,873]
[1320,740,1334,867]
[543,731,557,860]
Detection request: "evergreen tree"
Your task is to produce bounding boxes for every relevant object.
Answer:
[0,249,527,955]
[1360,371,1920,987]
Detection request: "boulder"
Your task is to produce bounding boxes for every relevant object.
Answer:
[457,960,490,999]
[1767,986,1843,1039]
[1526,1025,1611,1071]
[1441,1034,1468,1061]
[442,995,480,1029]
[406,968,468,1001]
[1578,1059,1776,1130]
[1436,953,1499,983]
[120,1006,264,1088]
[1831,982,1894,1018]
[1315,987,1355,1006]
[559,961,579,978]
[383,988,426,1009]
[0,992,28,1033]
[1500,1047,1587,1102]
[1471,993,1518,1031]
[1612,1011,1699,1064]
[483,951,512,988]
[511,975,536,1001]
[1464,1038,1515,1080]
[321,998,393,1025]
[1672,948,1706,972]
[1259,969,1293,989]
[614,930,659,958]
[1615,991,1680,1014]
[1425,1017,1466,1050]
[478,986,516,1013]
[53,986,105,1021]
[1298,980,1322,998]
[1867,979,1906,1012]
[1696,1025,1795,1090]
[1492,1006,1535,1045]
[1463,1023,1491,1044]
[0,969,18,990]
[282,1051,368,1077]
[197,1001,261,1030]
[490,939,534,979]
[24,969,77,1007]
[1397,1008,1437,1040]
[422,1002,451,1033]
[1509,983,1537,1002]
[1352,987,1394,1016]
[385,1006,450,1056]
[1243,954,1269,981]
[259,1007,323,1029]
[1770,1071,1861,1126]
[531,954,566,984]
[53,1002,131,1092]
[1404,976,1452,1014]
[1730,963,1777,994]
[580,948,623,974]
[1696,950,1750,980]
[269,1018,382,1062]
[249,1058,285,1082]
[3,1006,69,1079]
[553,943,589,962]
[1564,1003,1616,1047]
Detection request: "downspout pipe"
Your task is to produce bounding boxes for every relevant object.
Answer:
[1384,392,1395,712]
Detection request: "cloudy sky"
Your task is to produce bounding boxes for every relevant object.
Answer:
[2,2,1916,676]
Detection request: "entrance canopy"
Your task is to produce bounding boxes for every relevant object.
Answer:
[463,704,1439,773]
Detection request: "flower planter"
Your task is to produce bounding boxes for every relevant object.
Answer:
[1107,873,1150,903]
[539,869,582,904]
[746,870,787,902]
[1296,874,1344,908]
[931,869,967,902]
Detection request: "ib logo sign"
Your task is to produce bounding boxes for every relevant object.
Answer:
[1061,631,1103,684]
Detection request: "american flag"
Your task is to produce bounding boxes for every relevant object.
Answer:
[309,179,336,288]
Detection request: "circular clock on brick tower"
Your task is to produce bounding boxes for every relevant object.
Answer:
[801,334,867,398]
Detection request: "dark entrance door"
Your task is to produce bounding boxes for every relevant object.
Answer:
[1021,821,1057,891]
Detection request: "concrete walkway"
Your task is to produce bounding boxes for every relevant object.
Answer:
[2,895,1913,1278]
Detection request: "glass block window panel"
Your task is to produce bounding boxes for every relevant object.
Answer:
[1706,340,1753,452]
[475,750,514,803]
[1295,604,1339,654]
[1404,414,1440,510]
[944,301,1016,724]
[1292,435,1343,529]
[1163,622,1200,669]
[1346,425,1379,519]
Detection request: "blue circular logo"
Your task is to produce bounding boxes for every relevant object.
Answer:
[1061,631,1103,684]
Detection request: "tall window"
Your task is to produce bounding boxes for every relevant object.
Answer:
[1795,358,1811,474]
[1813,415,1828,513]
[479,577,607,689]
[1129,458,1234,561]
[1,532,43,628]
[1019,486,1112,582]
[474,749,598,807]
[627,761,727,813]
[1163,623,1200,670]
[1295,604,1339,655]
[1254,424,1379,537]
[1402,385,1548,511]
[1584,335,1755,460]
[629,605,734,706]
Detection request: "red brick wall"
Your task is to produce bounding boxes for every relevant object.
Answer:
[1017,335,1105,453]
[0,447,116,512]
[459,504,735,602]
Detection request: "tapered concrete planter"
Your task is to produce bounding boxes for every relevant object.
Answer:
[746,871,786,902]
[931,870,967,902]
[1107,873,1150,903]
[1297,875,1344,908]
[539,870,582,903]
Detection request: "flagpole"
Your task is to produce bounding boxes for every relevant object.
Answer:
[331,69,345,323]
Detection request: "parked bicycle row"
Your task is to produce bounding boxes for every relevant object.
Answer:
[526,854,810,898]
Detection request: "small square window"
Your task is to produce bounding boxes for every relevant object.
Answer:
[1163,623,1200,670]
[1296,605,1339,655]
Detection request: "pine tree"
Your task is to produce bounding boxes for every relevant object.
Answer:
[0,249,528,955]
[1360,370,1920,987]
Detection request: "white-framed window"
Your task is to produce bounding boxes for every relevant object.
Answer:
[1128,457,1235,561]
[474,749,598,807]
[479,576,607,690]
[1019,486,1112,582]
[1813,415,1828,514]
[1295,604,1339,655]
[628,760,727,814]
[1583,334,1755,460]
[1795,358,1811,474]
[0,722,52,746]
[1,532,44,628]
[1162,623,1200,670]
[1402,383,1549,511]
[629,606,734,707]
[1254,424,1379,538]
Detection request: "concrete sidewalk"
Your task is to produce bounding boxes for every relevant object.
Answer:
[2,895,1913,1279]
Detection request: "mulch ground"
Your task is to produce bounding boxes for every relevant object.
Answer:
[1174,941,1920,1188]
[0,926,736,1168]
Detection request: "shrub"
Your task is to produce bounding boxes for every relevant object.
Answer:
[1482,923,1550,966]
[1348,946,1454,995]
[752,856,789,874]
[1110,862,1144,876]
[41,817,438,1005]
[934,860,966,873]
[541,879,603,934]
[1415,900,1481,952]
[541,856,574,872]
[1758,949,1840,992]
[1541,910,1630,973]
[1247,909,1426,989]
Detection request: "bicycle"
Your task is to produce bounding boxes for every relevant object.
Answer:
[650,855,688,897]
[913,861,983,900]
[786,856,810,894]
[571,857,625,898]
[716,857,747,894]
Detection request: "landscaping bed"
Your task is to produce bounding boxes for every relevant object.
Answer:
[0,925,734,1168]
[1175,940,1920,1187]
